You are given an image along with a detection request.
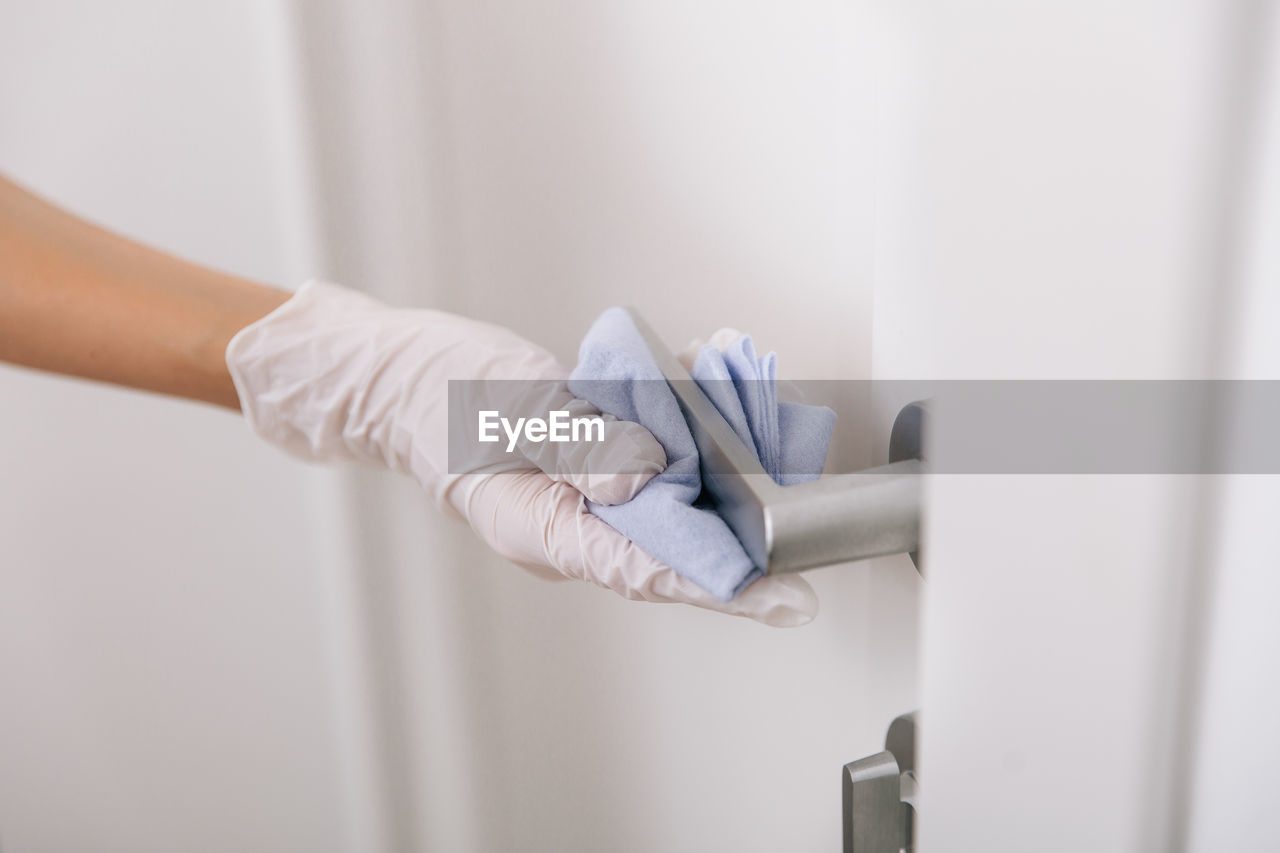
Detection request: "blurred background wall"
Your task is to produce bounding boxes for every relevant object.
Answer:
[0,3,360,852]
[0,1,920,851]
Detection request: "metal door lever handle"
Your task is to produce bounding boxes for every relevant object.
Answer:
[844,712,918,853]
[628,308,927,575]
[767,402,926,575]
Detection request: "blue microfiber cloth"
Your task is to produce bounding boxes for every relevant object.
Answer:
[568,308,836,601]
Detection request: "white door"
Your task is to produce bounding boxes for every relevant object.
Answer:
[869,2,1280,850]
[5,2,1273,852]
[3,2,919,850]
[299,1,923,850]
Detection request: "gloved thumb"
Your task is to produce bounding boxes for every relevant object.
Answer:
[516,401,667,506]
[544,487,819,627]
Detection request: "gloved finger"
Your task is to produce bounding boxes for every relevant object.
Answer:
[645,567,819,627]
[513,393,667,506]
[453,470,817,625]
[462,375,666,506]
[447,468,573,583]
[676,327,746,371]
[541,485,818,627]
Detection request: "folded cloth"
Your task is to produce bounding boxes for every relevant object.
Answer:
[567,308,836,601]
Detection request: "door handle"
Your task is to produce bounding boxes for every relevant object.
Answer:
[844,712,918,853]
[627,308,927,575]
[767,401,926,575]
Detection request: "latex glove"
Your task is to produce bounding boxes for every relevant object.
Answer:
[226,282,817,626]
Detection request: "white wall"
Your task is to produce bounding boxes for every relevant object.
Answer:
[0,3,357,852]
[296,1,921,850]
[2,1,920,851]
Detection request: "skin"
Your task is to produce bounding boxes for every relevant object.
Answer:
[0,174,291,409]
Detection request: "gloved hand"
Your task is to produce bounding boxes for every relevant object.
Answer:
[225,281,817,626]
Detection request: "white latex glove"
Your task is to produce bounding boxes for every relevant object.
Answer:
[226,282,817,626]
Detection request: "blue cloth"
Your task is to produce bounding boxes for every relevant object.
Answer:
[568,308,836,601]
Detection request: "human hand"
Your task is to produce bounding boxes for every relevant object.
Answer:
[226,282,816,626]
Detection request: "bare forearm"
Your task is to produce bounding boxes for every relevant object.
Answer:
[0,175,290,409]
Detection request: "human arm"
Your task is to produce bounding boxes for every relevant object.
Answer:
[0,173,817,625]
[0,173,288,408]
